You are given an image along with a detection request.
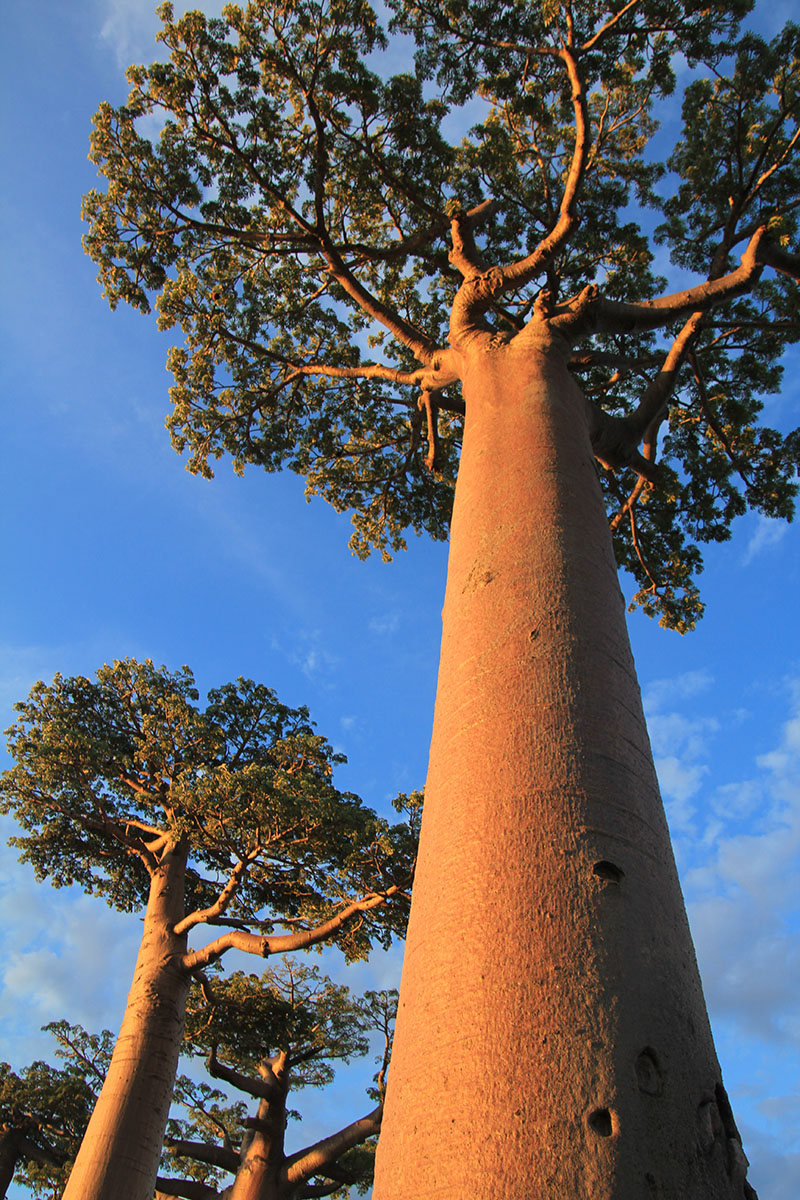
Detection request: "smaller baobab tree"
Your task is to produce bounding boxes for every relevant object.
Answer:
[156,964,396,1200]
[0,1028,106,1199]
[0,1024,115,1200]
[0,660,416,1200]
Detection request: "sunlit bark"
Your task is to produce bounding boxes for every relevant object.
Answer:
[374,327,754,1199]
[62,845,191,1200]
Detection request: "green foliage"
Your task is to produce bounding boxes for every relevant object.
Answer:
[83,1,799,628]
[184,961,372,1084]
[0,1026,106,1197]
[161,964,397,1197]
[0,659,414,960]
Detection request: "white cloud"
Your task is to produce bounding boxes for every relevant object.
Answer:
[742,515,789,565]
[98,0,226,67]
[683,682,800,1050]
[643,681,719,831]
[643,669,714,715]
[368,611,400,636]
[0,858,139,1065]
[99,0,163,66]
[664,676,800,1198]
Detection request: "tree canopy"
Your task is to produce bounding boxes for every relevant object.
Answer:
[0,659,417,969]
[156,963,395,1198]
[83,0,800,629]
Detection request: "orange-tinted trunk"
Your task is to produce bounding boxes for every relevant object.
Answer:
[374,334,751,1198]
[228,1111,280,1200]
[62,846,190,1200]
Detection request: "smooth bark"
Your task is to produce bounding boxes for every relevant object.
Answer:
[373,330,753,1199]
[62,845,191,1200]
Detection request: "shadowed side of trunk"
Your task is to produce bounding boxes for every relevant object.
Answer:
[373,332,752,1199]
[62,845,191,1200]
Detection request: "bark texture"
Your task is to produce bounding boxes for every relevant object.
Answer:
[373,331,752,1199]
[62,846,191,1200]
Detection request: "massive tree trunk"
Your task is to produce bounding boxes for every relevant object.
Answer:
[62,844,191,1200]
[373,331,753,1199]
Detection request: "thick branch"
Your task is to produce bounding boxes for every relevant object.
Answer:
[299,1184,344,1198]
[627,311,704,435]
[418,391,440,472]
[503,47,589,290]
[2,1128,65,1170]
[757,238,800,281]
[320,242,439,365]
[450,50,588,347]
[280,1106,382,1190]
[448,201,495,277]
[559,227,767,337]
[581,0,642,50]
[318,199,494,365]
[154,1178,220,1200]
[205,1048,282,1103]
[165,1138,239,1174]
[174,851,258,936]
[181,883,408,973]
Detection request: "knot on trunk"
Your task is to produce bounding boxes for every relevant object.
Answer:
[590,412,659,482]
[468,266,505,299]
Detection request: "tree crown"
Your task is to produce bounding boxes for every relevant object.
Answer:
[1,659,415,960]
[83,0,800,629]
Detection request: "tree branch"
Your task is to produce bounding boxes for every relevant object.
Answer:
[204,1047,282,1103]
[164,1138,239,1174]
[503,46,589,290]
[449,49,589,345]
[154,1178,220,1200]
[280,1106,382,1190]
[581,0,643,50]
[757,238,800,281]
[180,881,408,973]
[627,311,704,435]
[559,226,767,337]
[688,348,755,486]
[174,851,259,936]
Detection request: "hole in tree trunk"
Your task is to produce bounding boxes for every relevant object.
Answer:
[588,1108,613,1137]
[593,860,624,883]
[635,1048,664,1095]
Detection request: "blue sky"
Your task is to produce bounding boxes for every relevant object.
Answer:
[1,1,798,1196]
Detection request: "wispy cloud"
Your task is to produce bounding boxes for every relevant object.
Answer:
[742,515,788,566]
[368,611,400,636]
[0,855,138,1063]
[684,679,800,1049]
[643,669,714,715]
[98,0,227,67]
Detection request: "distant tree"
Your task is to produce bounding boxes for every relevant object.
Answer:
[1,1061,88,1197]
[0,1024,111,1198]
[0,661,416,1200]
[155,964,396,1200]
[82,1,799,1196]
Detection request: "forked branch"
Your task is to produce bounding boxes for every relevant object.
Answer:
[561,226,768,337]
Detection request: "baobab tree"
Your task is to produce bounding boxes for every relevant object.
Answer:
[157,965,395,1200]
[82,1,799,1196]
[0,660,415,1200]
[0,1049,97,1196]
